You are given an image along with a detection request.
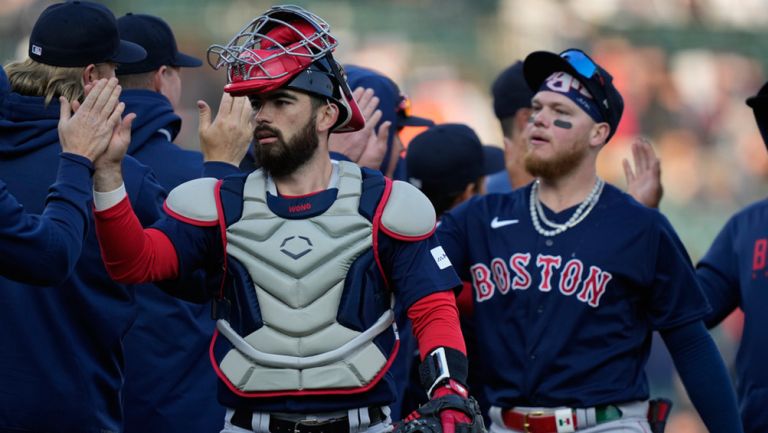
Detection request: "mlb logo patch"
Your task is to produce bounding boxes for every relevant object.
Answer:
[31,45,42,56]
[430,246,452,270]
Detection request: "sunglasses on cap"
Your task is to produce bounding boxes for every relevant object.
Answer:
[560,49,611,117]
[397,93,413,117]
[561,49,606,85]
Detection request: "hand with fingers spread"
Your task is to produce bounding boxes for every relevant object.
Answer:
[329,87,388,169]
[623,137,663,208]
[199,92,254,166]
[58,78,125,162]
[357,120,391,171]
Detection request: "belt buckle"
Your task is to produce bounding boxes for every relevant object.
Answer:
[292,419,315,433]
[522,411,544,433]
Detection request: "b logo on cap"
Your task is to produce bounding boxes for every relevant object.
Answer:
[545,72,592,99]
[31,45,42,56]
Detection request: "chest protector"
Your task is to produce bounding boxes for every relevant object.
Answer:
[216,162,395,396]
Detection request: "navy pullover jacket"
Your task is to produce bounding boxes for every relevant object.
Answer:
[119,88,224,433]
[0,70,165,433]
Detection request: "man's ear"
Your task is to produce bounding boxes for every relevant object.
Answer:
[152,66,167,93]
[514,108,532,132]
[589,122,610,148]
[82,64,97,86]
[316,100,339,133]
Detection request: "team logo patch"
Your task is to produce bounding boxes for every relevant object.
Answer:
[430,246,452,270]
[554,409,575,433]
[279,235,313,260]
[31,45,42,56]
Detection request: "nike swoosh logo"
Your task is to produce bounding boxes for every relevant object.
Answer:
[491,216,519,229]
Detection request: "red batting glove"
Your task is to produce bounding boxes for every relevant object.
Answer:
[432,380,471,433]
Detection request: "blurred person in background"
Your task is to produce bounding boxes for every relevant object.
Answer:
[115,12,253,433]
[407,123,503,218]
[487,61,534,193]
[694,80,768,433]
[343,65,434,180]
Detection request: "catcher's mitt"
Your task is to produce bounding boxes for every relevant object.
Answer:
[394,394,486,433]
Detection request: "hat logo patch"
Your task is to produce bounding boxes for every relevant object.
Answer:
[31,45,42,56]
[545,72,593,100]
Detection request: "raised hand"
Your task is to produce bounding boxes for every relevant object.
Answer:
[58,78,124,162]
[329,87,388,168]
[623,136,663,208]
[199,92,254,166]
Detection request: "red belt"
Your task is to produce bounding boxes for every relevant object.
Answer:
[501,409,577,433]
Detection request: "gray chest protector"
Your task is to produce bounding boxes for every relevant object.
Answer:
[217,161,394,393]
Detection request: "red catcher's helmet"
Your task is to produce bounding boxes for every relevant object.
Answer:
[207,5,363,133]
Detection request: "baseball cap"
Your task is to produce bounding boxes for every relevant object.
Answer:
[116,13,202,75]
[344,65,434,173]
[746,81,768,149]
[407,123,499,196]
[491,61,533,120]
[746,81,768,109]
[483,145,505,175]
[523,49,624,142]
[29,1,146,68]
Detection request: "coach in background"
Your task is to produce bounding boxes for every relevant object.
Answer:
[437,48,741,433]
[694,81,768,433]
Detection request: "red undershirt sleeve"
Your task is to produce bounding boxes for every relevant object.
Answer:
[94,196,179,283]
[408,290,467,360]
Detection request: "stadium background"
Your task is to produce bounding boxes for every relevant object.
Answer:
[2,1,766,431]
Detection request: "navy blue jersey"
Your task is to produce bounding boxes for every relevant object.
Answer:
[151,168,460,413]
[437,183,710,408]
[697,198,768,433]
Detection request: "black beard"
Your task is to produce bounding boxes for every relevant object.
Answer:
[524,141,587,180]
[253,114,319,179]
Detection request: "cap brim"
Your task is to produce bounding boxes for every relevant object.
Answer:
[482,145,505,175]
[110,40,147,64]
[523,51,582,93]
[172,51,203,68]
[399,115,434,128]
[746,94,768,109]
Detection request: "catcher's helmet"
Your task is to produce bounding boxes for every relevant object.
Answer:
[207,5,363,132]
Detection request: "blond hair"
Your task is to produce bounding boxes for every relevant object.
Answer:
[4,58,85,106]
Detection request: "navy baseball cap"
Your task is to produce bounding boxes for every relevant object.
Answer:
[407,123,499,196]
[746,81,768,110]
[345,65,434,173]
[523,49,624,142]
[746,81,768,149]
[491,61,533,120]
[29,1,146,68]
[116,13,202,75]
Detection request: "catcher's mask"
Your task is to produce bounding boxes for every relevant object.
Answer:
[207,5,363,132]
